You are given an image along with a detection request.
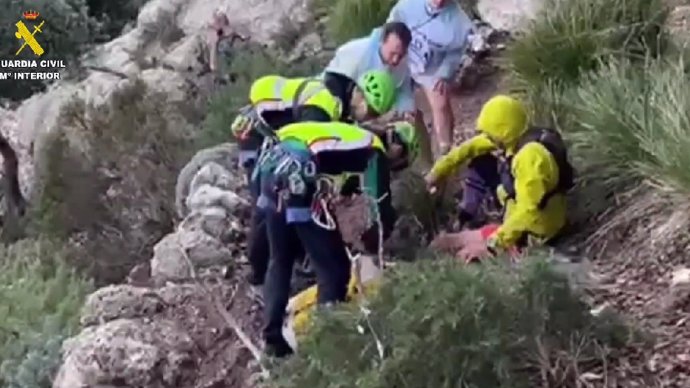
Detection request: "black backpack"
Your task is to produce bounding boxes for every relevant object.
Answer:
[515,127,575,207]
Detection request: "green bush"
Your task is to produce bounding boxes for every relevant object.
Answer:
[555,56,690,199]
[271,256,634,388]
[505,0,668,123]
[86,0,147,41]
[29,78,194,284]
[0,0,102,101]
[322,0,396,45]
[318,0,479,45]
[0,238,92,388]
[199,43,328,148]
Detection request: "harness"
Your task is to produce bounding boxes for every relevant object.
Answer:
[256,142,346,230]
[310,176,339,230]
[499,127,575,210]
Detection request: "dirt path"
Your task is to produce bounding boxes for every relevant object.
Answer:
[585,230,690,387]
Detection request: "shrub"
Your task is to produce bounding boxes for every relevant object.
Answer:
[199,43,328,148]
[505,0,668,123]
[0,0,102,101]
[318,0,479,45]
[322,0,396,45]
[0,238,92,388]
[86,0,147,41]
[551,56,690,221]
[271,255,634,388]
[29,78,194,284]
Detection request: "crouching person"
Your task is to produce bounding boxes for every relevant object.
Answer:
[425,95,575,260]
[254,121,419,357]
[230,70,398,292]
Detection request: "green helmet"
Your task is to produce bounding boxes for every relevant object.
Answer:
[392,121,419,164]
[357,70,397,115]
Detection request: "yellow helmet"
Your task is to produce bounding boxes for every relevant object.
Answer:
[476,95,528,150]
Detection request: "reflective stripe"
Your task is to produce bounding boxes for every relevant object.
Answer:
[308,131,376,154]
[286,207,312,223]
[239,150,258,166]
[257,193,277,210]
[297,83,325,105]
[273,77,287,97]
[255,79,328,114]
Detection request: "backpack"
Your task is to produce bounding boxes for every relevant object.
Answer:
[513,127,576,207]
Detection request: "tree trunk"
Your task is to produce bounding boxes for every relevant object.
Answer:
[0,133,26,241]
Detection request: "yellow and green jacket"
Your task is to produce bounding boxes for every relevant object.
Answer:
[260,122,397,252]
[429,133,567,249]
[250,75,344,122]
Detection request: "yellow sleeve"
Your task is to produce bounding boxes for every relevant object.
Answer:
[428,134,496,181]
[492,143,556,248]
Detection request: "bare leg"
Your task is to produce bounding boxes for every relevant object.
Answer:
[422,83,454,158]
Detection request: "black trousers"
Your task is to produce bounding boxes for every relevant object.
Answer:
[262,209,351,356]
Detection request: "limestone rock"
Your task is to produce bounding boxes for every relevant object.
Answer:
[477,0,544,33]
[53,318,195,388]
[80,285,166,327]
[186,184,248,215]
[189,161,238,196]
[667,5,690,48]
[175,143,243,218]
[140,68,191,103]
[150,227,234,284]
[664,267,690,309]
[163,34,207,72]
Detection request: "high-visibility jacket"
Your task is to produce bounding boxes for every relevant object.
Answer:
[256,122,397,253]
[273,121,386,199]
[250,75,344,122]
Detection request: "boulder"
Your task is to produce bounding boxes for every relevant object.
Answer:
[175,143,245,218]
[3,0,314,202]
[150,226,235,284]
[476,0,544,33]
[80,285,166,327]
[53,318,196,388]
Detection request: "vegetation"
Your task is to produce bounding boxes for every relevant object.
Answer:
[268,0,688,385]
[271,256,636,388]
[313,0,479,45]
[0,0,147,101]
[505,0,669,123]
[1,0,685,385]
[0,239,92,388]
[86,0,147,41]
[200,43,327,148]
[29,78,194,285]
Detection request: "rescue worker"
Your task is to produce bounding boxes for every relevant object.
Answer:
[230,70,398,293]
[424,95,574,258]
[254,121,420,357]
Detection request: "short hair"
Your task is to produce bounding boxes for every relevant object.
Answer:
[381,21,412,49]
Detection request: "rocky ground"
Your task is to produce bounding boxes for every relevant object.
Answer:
[0,0,686,386]
[49,20,690,388]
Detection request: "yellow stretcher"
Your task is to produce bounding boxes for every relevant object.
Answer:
[282,253,384,351]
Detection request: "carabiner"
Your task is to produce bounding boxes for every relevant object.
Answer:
[303,161,316,177]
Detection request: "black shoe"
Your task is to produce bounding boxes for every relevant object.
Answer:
[264,337,294,358]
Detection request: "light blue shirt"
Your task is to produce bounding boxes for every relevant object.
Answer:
[323,28,416,114]
[388,0,472,80]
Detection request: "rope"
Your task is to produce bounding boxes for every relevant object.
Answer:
[311,196,337,230]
